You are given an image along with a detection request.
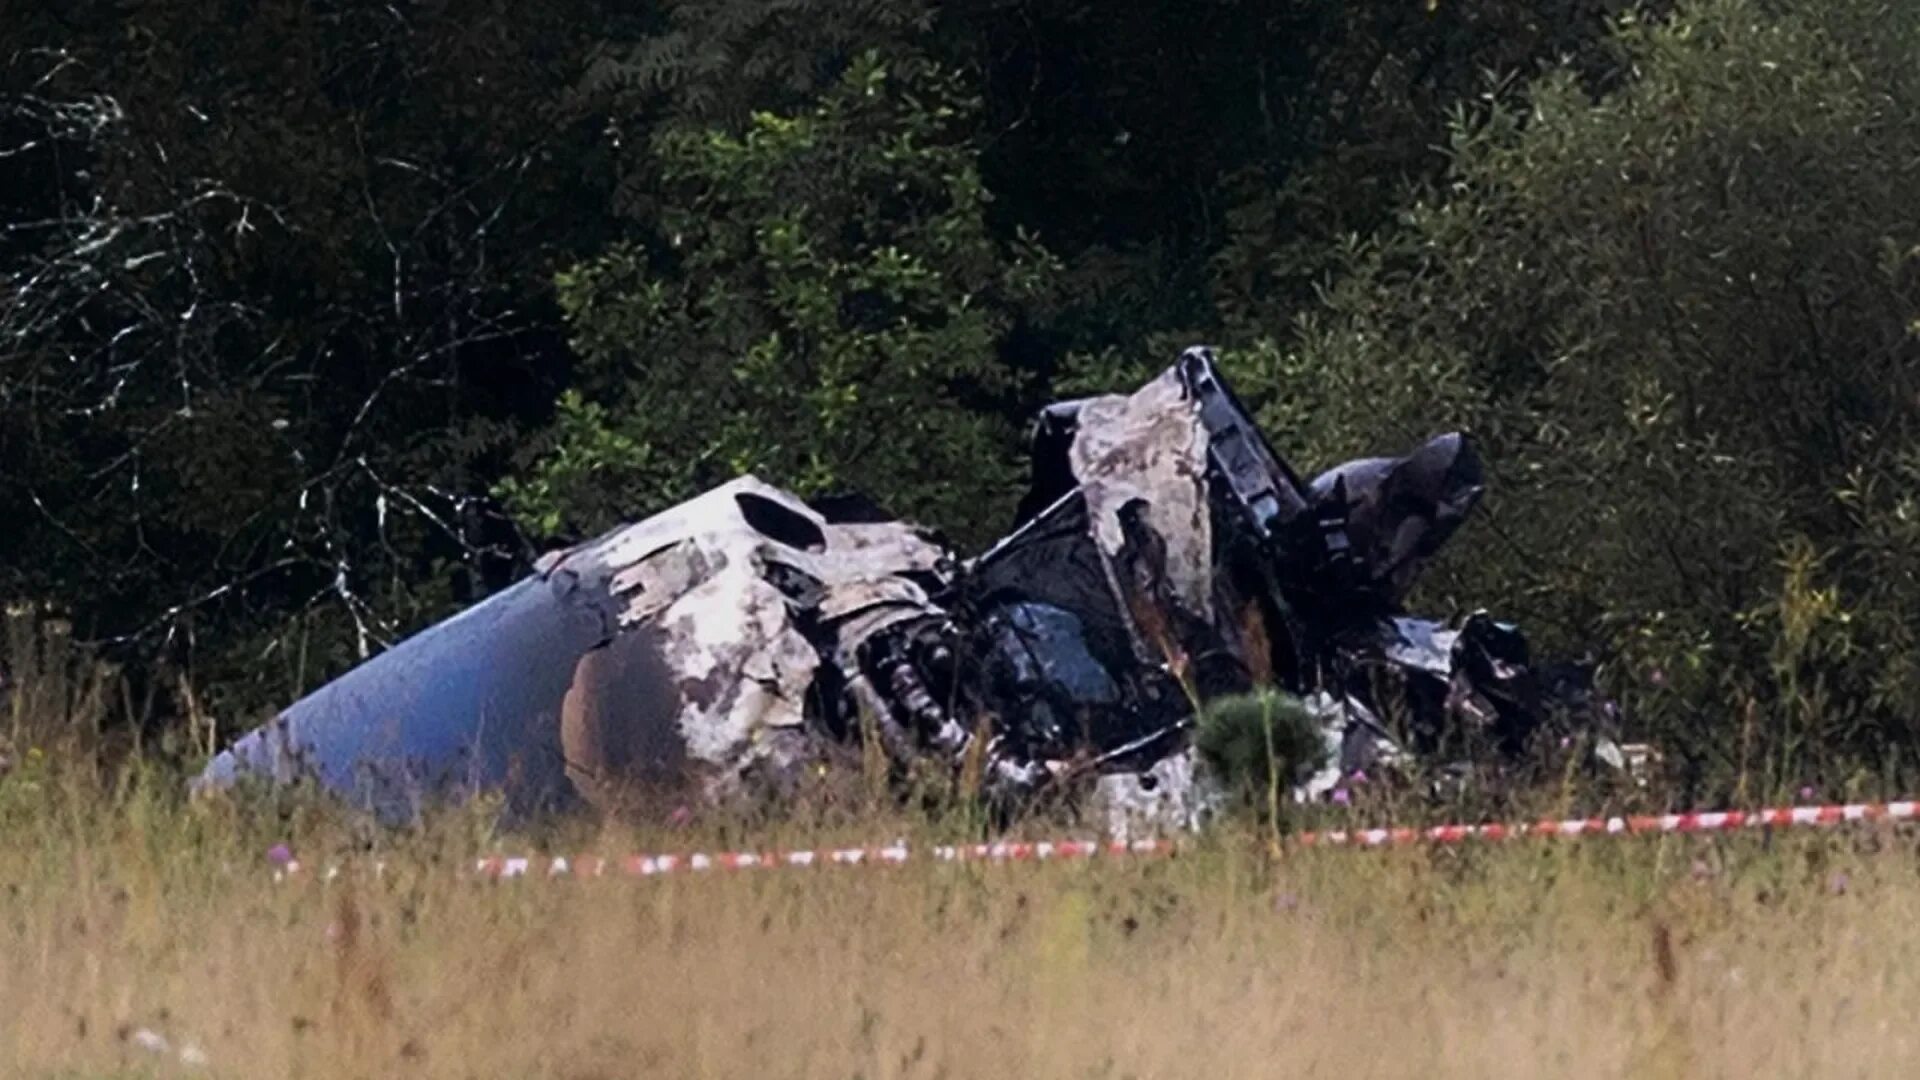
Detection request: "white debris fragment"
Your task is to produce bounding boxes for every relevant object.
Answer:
[127,1025,210,1068]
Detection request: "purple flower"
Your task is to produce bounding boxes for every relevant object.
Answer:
[1348,770,1369,785]
[1331,787,1351,806]
[1799,785,1816,802]
[266,843,294,867]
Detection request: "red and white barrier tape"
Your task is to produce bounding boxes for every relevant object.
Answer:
[270,799,1920,881]
[1293,799,1920,849]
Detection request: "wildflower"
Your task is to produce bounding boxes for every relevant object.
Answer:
[266,843,294,867]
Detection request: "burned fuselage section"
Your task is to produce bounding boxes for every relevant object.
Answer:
[197,348,1619,825]
[198,478,960,819]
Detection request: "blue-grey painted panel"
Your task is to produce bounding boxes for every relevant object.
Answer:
[198,573,614,818]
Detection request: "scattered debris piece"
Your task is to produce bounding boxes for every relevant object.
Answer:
[123,1024,209,1068]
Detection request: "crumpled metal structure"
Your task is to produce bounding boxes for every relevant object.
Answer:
[196,348,1621,826]
[198,477,955,819]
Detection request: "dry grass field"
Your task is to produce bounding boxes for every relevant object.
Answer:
[5,624,1919,1079]
[6,754,1920,1079]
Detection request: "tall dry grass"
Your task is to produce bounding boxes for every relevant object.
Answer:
[4,618,1919,1078]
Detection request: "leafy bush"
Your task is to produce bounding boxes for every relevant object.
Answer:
[503,52,1059,543]
[1226,0,1920,793]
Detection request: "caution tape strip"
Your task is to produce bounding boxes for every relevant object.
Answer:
[270,800,1920,881]
[1293,799,1920,849]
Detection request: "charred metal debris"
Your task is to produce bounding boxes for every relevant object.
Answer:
[197,348,1628,829]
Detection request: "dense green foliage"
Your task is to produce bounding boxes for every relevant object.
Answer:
[1,0,624,709]
[501,54,1055,540]
[1248,0,1920,790]
[4,0,1916,793]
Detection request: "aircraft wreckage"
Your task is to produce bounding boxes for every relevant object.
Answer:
[196,348,1626,830]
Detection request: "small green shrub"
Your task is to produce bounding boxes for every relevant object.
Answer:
[1194,690,1329,815]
